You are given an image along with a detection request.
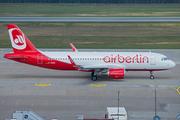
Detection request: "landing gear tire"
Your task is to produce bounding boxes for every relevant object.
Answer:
[91,72,97,81]
[150,75,154,79]
[91,75,97,81]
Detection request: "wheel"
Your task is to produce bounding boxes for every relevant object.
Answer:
[150,75,154,79]
[91,75,97,81]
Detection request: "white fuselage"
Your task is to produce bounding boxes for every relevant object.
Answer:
[41,51,176,71]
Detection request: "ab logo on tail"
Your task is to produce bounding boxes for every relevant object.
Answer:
[9,28,26,50]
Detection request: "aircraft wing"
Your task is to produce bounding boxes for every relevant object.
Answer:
[81,64,127,70]
[68,55,126,71]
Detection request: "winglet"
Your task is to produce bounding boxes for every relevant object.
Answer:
[68,55,76,66]
[69,42,78,52]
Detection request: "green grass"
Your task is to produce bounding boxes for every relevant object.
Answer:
[2,36,179,49]
[0,22,180,49]
[0,3,180,17]
[30,36,180,49]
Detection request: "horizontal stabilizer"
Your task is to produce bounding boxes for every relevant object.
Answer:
[6,57,28,59]
[4,53,28,59]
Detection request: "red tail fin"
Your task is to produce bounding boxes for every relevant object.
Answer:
[7,24,38,53]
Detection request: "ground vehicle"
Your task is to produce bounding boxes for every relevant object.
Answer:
[105,107,127,120]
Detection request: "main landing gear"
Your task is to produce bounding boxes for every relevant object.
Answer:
[150,71,154,79]
[91,72,97,81]
[91,71,155,80]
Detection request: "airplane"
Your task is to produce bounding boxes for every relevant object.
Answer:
[4,24,176,81]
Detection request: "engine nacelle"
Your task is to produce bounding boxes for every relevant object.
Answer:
[102,69,125,79]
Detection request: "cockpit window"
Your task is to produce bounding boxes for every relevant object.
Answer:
[161,57,169,61]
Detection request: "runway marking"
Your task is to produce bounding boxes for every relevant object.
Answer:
[158,52,164,54]
[127,80,180,95]
[35,83,51,86]
[175,51,180,53]
[177,86,180,95]
[0,51,3,53]
[90,84,106,87]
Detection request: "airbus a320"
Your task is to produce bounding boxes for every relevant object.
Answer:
[4,24,176,81]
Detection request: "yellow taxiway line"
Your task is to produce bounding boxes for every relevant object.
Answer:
[177,86,180,95]
[35,83,51,86]
[158,52,164,54]
[127,80,180,95]
[90,84,106,87]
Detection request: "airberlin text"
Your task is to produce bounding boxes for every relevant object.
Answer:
[103,54,149,64]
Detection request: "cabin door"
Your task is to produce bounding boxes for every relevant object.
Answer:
[150,54,156,65]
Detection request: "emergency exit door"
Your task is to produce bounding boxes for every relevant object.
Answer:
[150,54,156,65]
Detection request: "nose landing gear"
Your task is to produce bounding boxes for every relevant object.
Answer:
[150,71,154,79]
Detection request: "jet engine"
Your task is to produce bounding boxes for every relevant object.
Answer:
[101,69,125,79]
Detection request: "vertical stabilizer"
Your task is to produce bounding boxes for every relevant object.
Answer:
[7,24,38,53]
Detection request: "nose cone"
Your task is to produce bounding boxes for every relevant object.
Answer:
[169,60,176,68]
